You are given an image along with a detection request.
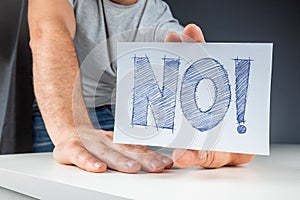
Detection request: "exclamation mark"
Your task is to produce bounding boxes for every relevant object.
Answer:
[233,57,253,134]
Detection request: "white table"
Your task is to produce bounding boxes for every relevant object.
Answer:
[0,144,299,200]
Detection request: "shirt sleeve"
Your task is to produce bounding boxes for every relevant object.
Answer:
[149,0,184,42]
[67,0,75,7]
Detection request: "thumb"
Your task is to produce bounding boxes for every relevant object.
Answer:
[182,24,205,43]
[173,149,232,168]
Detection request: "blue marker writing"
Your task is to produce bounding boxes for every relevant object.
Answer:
[233,57,253,134]
[131,55,180,130]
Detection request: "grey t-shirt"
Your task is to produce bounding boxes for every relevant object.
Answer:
[68,0,183,107]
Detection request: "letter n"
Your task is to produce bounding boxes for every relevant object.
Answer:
[131,56,180,130]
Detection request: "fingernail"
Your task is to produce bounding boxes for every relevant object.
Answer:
[151,160,163,169]
[127,160,138,168]
[94,162,103,169]
[162,158,172,165]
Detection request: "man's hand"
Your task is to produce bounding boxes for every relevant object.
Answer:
[164,24,255,168]
[29,0,172,174]
[53,129,173,173]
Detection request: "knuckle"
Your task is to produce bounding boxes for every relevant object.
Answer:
[138,153,153,165]
[73,149,88,164]
[200,151,214,168]
[200,151,228,169]
[98,147,120,160]
[118,144,148,153]
[65,139,82,150]
[97,147,109,158]
[115,154,127,164]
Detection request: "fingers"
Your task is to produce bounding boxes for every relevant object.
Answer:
[197,151,232,168]
[172,149,199,167]
[164,31,182,42]
[164,24,205,43]
[55,130,173,173]
[110,144,173,173]
[91,144,142,174]
[54,137,142,174]
[228,154,256,166]
[173,149,233,169]
[182,24,205,43]
[79,132,142,173]
[53,139,107,173]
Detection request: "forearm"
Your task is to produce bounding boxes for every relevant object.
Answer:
[30,22,93,145]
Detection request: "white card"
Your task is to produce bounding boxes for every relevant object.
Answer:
[114,42,272,155]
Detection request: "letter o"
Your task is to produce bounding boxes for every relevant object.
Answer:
[180,58,231,132]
